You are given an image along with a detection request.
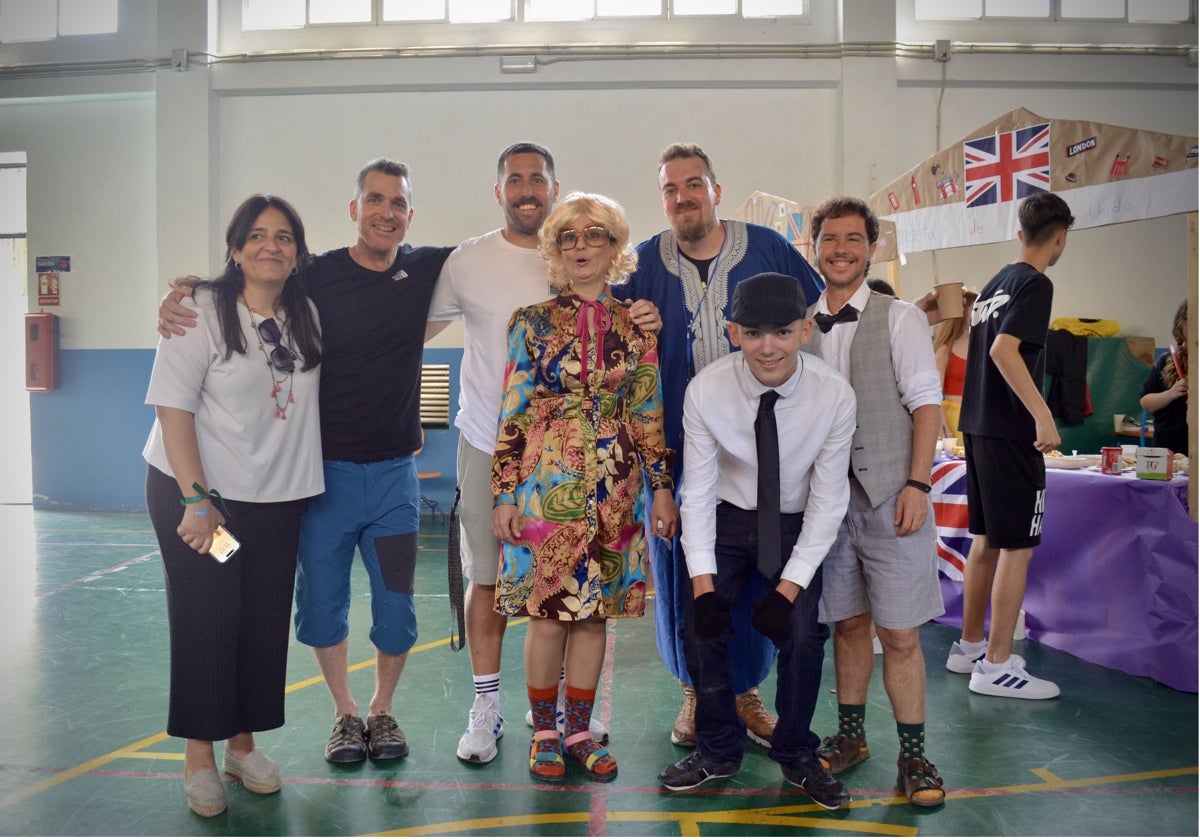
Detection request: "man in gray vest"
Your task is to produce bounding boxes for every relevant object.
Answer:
[803,196,946,807]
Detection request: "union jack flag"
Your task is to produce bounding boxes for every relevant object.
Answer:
[932,460,971,580]
[785,211,806,246]
[963,122,1051,208]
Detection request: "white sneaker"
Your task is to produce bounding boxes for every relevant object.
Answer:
[456,695,504,764]
[523,708,609,744]
[946,640,988,674]
[968,655,1060,700]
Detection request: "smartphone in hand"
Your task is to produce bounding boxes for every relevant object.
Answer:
[209,525,240,563]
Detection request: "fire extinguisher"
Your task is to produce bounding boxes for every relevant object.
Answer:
[25,312,58,391]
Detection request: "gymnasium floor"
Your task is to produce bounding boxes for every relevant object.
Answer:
[0,506,1195,837]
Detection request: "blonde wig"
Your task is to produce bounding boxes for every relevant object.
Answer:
[539,191,638,288]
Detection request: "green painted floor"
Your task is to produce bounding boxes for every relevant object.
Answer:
[0,507,1195,836]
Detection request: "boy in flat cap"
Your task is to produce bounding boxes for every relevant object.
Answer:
[657,272,857,810]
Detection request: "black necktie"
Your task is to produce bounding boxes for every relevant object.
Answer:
[755,390,782,582]
[814,305,858,333]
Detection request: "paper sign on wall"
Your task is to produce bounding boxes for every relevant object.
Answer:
[35,256,70,272]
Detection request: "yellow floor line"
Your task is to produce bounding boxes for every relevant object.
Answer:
[0,732,170,810]
[367,766,1200,837]
[371,807,918,837]
[0,624,525,810]
[2,617,1193,837]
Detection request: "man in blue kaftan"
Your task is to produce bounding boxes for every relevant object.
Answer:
[622,143,823,748]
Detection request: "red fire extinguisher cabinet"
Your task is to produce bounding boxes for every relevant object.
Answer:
[26,312,58,391]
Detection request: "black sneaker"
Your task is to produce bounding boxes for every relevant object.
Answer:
[324,714,367,763]
[658,749,740,791]
[366,713,409,760]
[782,755,851,810]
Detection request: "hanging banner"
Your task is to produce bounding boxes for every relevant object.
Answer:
[868,107,1198,256]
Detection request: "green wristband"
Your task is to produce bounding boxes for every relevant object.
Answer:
[178,483,232,519]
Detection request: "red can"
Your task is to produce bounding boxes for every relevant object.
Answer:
[1100,446,1122,475]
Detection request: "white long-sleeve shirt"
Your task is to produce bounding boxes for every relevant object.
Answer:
[679,351,857,589]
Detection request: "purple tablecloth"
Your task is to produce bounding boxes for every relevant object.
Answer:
[933,461,1198,692]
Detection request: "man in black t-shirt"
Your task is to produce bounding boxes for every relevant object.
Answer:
[945,192,1074,701]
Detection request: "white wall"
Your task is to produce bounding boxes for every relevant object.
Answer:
[0,95,158,349]
[214,79,843,262]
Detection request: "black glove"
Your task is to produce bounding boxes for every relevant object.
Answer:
[751,589,795,646]
[692,591,732,640]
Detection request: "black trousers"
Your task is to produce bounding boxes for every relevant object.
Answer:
[681,502,828,767]
[146,466,306,741]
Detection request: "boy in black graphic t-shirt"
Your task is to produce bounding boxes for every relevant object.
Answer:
[945,192,1074,701]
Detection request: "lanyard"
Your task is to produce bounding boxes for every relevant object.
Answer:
[678,224,727,380]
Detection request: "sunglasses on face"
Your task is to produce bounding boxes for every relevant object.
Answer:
[256,317,296,374]
[556,226,613,250]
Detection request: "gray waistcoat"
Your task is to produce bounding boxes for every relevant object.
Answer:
[807,291,913,507]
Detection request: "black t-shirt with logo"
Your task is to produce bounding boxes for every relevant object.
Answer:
[309,244,454,463]
[959,261,1054,441]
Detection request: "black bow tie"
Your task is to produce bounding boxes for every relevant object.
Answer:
[814,305,858,333]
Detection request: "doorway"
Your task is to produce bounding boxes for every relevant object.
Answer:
[0,153,33,504]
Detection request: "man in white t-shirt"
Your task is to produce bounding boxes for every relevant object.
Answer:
[426,142,660,765]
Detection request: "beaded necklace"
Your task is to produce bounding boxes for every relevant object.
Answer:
[245,303,295,420]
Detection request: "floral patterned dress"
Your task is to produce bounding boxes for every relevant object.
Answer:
[492,288,673,621]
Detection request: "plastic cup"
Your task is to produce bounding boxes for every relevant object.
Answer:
[1113,413,1125,433]
[934,281,965,319]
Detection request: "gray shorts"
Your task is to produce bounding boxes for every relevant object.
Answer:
[817,479,944,630]
[456,437,503,586]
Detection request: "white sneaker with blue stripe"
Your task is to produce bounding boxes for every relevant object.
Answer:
[968,655,1060,699]
[946,639,987,674]
[456,694,504,764]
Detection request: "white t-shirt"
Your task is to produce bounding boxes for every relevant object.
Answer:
[428,228,557,453]
[143,288,324,503]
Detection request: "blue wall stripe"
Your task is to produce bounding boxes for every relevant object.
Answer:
[31,347,465,512]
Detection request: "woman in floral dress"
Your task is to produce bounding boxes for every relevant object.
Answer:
[492,191,678,783]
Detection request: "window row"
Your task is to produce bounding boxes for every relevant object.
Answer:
[0,0,117,43]
[244,0,805,29]
[914,0,1191,23]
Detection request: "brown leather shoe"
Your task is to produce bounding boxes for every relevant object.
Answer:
[670,684,697,747]
[815,732,870,773]
[735,689,776,747]
[898,755,945,807]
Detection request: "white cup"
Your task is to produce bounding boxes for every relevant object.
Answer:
[1113,413,1124,433]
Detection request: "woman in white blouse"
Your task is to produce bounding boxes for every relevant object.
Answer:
[143,194,323,817]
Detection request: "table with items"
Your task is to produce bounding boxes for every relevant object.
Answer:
[931,456,1197,692]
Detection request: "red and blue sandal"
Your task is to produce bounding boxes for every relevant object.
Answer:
[563,731,618,783]
[529,731,566,782]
